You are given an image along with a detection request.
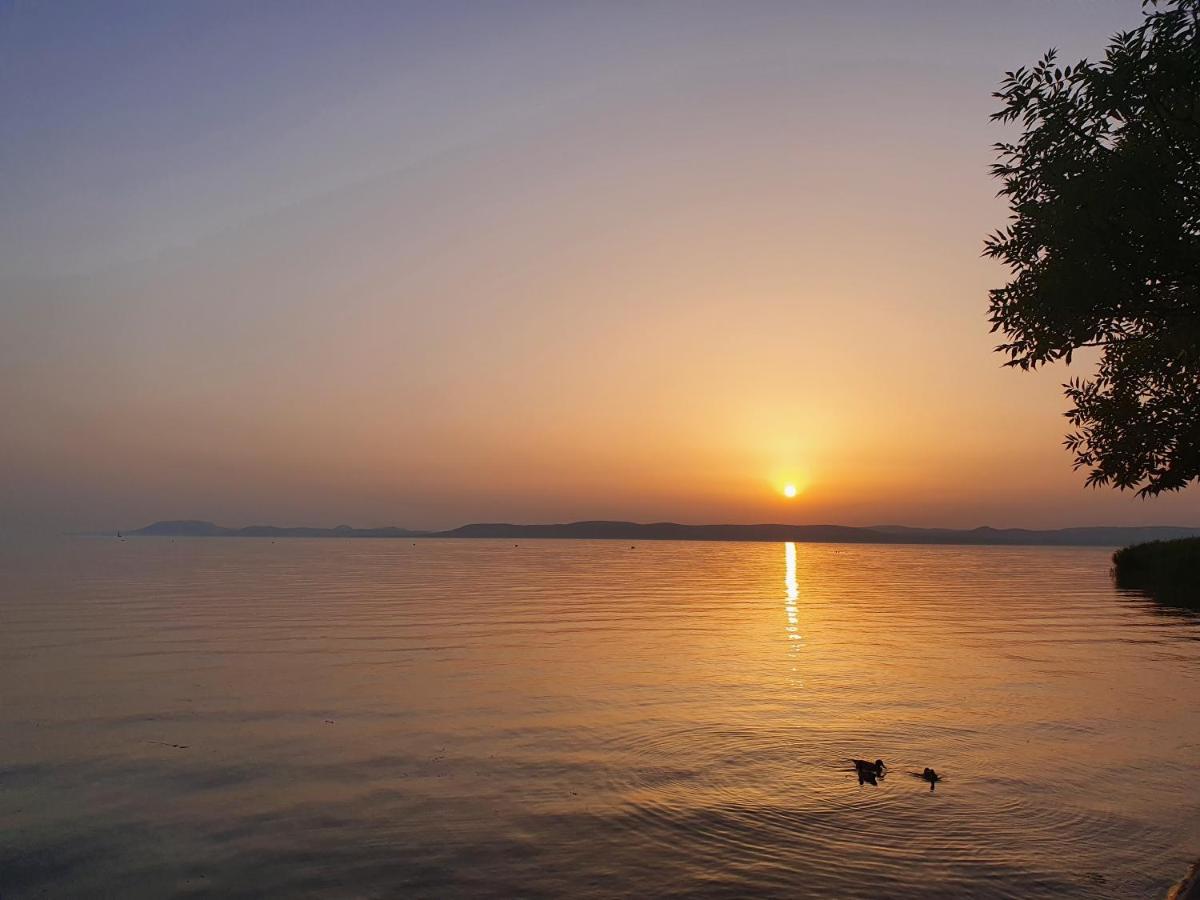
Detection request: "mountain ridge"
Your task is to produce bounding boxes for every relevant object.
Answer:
[126,519,1200,546]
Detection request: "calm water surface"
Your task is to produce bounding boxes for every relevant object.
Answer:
[3,538,1200,898]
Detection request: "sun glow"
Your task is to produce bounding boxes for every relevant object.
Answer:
[783,484,798,498]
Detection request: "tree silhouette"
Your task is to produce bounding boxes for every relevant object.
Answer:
[986,0,1200,495]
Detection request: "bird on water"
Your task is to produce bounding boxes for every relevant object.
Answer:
[905,766,943,791]
[851,758,886,784]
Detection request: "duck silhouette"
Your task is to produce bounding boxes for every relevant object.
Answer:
[851,758,886,784]
[909,767,941,791]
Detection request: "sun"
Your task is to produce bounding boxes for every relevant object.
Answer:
[783,484,798,498]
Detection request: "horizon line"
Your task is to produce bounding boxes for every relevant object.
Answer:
[103,519,1200,548]
[117,517,1200,531]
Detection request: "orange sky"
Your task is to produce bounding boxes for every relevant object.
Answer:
[3,1,1198,533]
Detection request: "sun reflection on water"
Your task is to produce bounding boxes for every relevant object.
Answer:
[785,541,798,604]
[784,541,802,648]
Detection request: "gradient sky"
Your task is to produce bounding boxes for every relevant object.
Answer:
[4,0,1199,533]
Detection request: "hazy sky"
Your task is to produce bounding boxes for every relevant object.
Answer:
[4,0,1198,533]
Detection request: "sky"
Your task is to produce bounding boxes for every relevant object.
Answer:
[3,0,1199,534]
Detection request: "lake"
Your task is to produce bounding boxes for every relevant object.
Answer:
[2,538,1199,898]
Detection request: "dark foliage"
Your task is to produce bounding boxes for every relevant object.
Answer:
[1112,537,1200,603]
[986,1,1200,495]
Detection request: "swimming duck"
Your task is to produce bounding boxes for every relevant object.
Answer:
[851,758,886,781]
[849,758,888,777]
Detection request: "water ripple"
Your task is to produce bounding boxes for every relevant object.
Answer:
[1,537,1198,898]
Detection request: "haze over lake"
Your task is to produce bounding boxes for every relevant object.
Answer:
[3,537,1199,898]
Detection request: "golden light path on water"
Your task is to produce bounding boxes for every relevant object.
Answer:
[785,541,803,686]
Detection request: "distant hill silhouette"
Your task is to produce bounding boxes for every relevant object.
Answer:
[131,520,427,538]
[438,521,880,542]
[127,519,1200,546]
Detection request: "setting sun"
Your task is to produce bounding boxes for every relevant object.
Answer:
[783,484,798,498]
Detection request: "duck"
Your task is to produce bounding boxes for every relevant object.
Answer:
[851,758,886,780]
[849,758,888,777]
[913,767,941,791]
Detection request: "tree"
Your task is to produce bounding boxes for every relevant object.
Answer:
[986,0,1200,495]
